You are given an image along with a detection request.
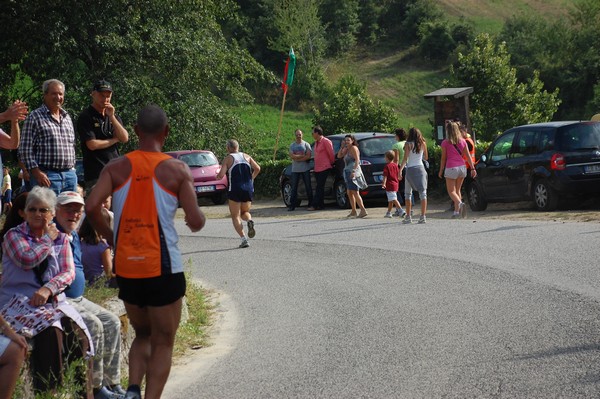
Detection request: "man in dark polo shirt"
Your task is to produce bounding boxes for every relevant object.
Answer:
[77,80,129,190]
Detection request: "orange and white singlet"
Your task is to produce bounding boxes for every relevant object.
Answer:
[112,151,182,278]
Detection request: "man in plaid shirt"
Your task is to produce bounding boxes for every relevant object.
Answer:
[19,79,77,195]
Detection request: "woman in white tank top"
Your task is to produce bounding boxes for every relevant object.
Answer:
[399,127,429,224]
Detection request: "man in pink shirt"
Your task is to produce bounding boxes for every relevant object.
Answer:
[308,126,334,210]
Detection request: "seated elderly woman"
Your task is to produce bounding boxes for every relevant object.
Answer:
[0,186,93,397]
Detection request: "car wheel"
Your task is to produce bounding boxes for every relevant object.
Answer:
[281,180,301,207]
[334,180,349,209]
[211,192,227,205]
[466,181,488,211]
[533,179,559,211]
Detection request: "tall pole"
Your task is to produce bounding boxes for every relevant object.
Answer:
[273,88,288,161]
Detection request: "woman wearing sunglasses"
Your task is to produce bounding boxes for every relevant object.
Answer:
[0,186,92,397]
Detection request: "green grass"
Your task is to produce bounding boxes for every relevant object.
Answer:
[231,103,314,160]
[174,270,213,357]
[439,0,570,34]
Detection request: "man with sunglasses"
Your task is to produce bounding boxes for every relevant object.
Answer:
[77,80,129,191]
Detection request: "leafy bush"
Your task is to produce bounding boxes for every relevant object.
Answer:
[253,159,290,198]
[418,22,455,62]
[400,0,444,45]
[313,75,398,135]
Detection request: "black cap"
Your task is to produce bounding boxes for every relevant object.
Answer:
[93,80,113,92]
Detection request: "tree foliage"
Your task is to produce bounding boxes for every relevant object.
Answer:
[499,1,600,119]
[451,34,560,141]
[313,76,398,135]
[418,22,455,62]
[320,0,361,54]
[0,0,273,155]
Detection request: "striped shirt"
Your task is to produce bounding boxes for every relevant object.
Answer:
[0,222,74,300]
[19,104,76,171]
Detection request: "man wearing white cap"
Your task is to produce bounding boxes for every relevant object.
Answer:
[55,191,125,399]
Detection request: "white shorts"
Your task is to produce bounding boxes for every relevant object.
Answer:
[444,165,467,179]
[0,334,10,357]
[386,191,398,202]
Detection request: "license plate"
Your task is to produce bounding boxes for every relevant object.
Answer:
[196,185,215,193]
[374,175,383,183]
[584,164,600,174]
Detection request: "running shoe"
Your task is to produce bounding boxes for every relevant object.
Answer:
[247,220,255,238]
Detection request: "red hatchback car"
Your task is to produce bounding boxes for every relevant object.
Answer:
[165,150,228,204]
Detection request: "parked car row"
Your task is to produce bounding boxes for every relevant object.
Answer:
[80,120,600,212]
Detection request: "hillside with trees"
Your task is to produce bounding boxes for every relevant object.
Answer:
[0,0,598,160]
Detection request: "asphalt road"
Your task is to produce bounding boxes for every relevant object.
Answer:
[162,208,600,398]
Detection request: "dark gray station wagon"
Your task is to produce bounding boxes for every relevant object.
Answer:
[467,121,600,211]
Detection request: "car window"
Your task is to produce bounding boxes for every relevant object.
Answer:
[556,123,600,151]
[539,128,555,152]
[514,130,538,157]
[490,132,516,162]
[330,139,342,154]
[359,137,396,157]
[179,152,218,167]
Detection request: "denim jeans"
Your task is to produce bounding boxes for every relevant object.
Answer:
[290,170,312,209]
[30,168,78,196]
[312,169,330,209]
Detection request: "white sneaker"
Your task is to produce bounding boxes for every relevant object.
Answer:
[239,237,249,248]
[384,212,392,218]
[402,216,412,224]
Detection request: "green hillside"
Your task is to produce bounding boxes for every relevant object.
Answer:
[235,0,574,143]
[319,0,572,133]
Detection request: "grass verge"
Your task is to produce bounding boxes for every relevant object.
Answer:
[12,268,212,398]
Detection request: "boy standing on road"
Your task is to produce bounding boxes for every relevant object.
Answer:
[382,150,405,218]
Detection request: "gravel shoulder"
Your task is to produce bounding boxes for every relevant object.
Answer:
[190,196,600,223]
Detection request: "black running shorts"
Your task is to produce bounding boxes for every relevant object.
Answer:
[117,272,186,307]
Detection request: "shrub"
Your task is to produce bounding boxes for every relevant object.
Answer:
[313,75,398,135]
[253,159,290,198]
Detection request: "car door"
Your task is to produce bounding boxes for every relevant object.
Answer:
[503,129,539,199]
[478,131,517,199]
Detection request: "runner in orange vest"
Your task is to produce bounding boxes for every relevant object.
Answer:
[85,104,205,399]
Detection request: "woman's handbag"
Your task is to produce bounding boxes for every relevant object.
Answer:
[352,166,368,190]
